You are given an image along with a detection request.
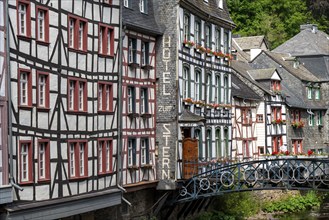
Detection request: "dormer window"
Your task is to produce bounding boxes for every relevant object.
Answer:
[218,0,223,8]
[314,87,320,100]
[139,0,148,14]
[271,80,280,92]
[307,86,313,99]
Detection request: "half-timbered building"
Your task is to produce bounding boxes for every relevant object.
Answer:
[3,0,121,219]
[251,51,329,154]
[154,0,235,189]
[231,74,262,161]
[0,0,13,206]
[121,0,161,190]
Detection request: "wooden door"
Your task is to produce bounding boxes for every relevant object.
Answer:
[183,138,198,179]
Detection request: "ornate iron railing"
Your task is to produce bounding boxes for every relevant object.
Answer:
[176,158,329,203]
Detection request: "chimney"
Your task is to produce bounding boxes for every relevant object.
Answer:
[300,24,318,33]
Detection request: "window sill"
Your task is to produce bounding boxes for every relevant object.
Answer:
[129,62,140,68]
[98,171,114,176]
[67,110,88,114]
[37,107,51,112]
[68,47,87,55]
[38,178,51,184]
[141,164,153,169]
[141,113,152,119]
[97,110,114,114]
[36,40,50,46]
[19,181,34,185]
[19,105,33,110]
[128,165,139,170]
[128,112,139,118]
[141,64,154,71]
[17,35,32,42]
[69,176,88,181]
[98,53,114,59]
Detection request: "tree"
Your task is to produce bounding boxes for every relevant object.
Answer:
[227,0,327,49]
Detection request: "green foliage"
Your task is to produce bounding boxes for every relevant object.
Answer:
[195,211,235,220]
[227,0,328,49]
[263,191,321,213]
[214,192,260,219]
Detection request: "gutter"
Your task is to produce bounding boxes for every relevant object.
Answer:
[5,0,23,191]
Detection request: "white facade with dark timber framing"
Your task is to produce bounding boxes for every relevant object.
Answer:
[0,0,13,205]
[4,0,121,219]
[154,0,235,189]
[121,0,161,189]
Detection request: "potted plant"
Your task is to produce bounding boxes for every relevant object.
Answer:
[183,39,195,48]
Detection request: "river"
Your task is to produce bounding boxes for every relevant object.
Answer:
[274,203,329,220]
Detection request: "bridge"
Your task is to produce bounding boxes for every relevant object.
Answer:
[176,157,329,203]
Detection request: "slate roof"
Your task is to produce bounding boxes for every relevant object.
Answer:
[180,0,235,28]
[263,51,320,82]
[179,109,206,123]
[233,36,267,50]
[231,74,262,100]
[247,68,277,80]
[232,40,249,62]
[273,26,329,56]
[122,1,162,35]
[231,60,272,94]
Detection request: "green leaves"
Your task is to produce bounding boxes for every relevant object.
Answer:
[227,0,326,49]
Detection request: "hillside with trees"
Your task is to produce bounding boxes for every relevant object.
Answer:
[227,0,329,49]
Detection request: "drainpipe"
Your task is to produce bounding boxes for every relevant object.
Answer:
[5,0,23,191]
[117,0,123,188]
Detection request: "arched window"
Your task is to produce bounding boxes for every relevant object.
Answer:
[183,66,190,99]
[224,127,229,157]
[207,128,212,159]
[183,13,190,41]
[215,128,221,158]
[195,129,203,160]
[195,70,201,101]
[215,74,221,103]
[223,75,229,104]
[194,19,201,46]
[207,72,212,103]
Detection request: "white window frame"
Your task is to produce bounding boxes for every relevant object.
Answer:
[307,87,312,99]
[20,72,28,105]
[38,142,46,179]
[37,10,45,40]
[38,74,46,107]
[69,143,75,177]
[18,3,27,35]
[195,71,200,101]
[21,143,29,182]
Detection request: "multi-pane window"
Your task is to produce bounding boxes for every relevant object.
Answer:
[127,86,136,113]
[141,138,149,165]
[38,140,50,181]
[68,78,87,112]
[215,129,221,158]
[140,88,148,114]
[195,71,201,101]
[20,141,32,183]
[316,111,322,126]
[242,109,252,124]
[139,0,148,13]
[207,129,212,159]
[124,0,131,7]
[307,87,312,99]
[183,14,190,41]
[315,88,320,100]
[215,75,220,103]
[36,7,49,42]
[256,114,264,123]
[272,136,282,153]
[207,73,212,103]
[205,24,211,48]
[19,69,32,107]
[215,28,221,51]
[68,15,88,51]
[291,110,301,121]
[68,141,88,178]
[292,140,303,154]
[37,72,49,108]
[128,38,137,64]
[271,107,282,121]
[308,113,314,126]
[128,139,136,166]
[194,20,201,45]
[183,67,190,99]
[98,82,113,112]
[223,75,229,104]
[17,1,31,37]
[141,41,150,66]
[224,128,229,157]
[99,24,114,56]
[224,30,229,54]
[98,139,112,174]
[271,80,281,91]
